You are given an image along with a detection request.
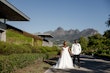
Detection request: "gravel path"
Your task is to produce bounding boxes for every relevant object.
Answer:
[44,55,110,73]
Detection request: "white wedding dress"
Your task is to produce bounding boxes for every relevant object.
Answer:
[53,46,74,69]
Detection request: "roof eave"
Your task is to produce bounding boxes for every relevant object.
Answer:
[0,0,30,21]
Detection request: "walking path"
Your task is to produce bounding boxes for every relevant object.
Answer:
[44,55,110,73]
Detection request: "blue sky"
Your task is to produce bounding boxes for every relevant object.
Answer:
[7,0,110,34]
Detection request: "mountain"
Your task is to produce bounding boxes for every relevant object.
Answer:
[35,27,99,42]
[36,27,99,43]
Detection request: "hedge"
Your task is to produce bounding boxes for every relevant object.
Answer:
[0,41,60,55]
[0,41,60,73]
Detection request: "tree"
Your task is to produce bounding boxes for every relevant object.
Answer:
[103,30,110,48]
[79,37,88,52]
[106,15,110,27]
[88,34,104,49]
[103,30,110,39]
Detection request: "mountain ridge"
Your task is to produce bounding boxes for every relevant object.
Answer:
[36,27,99,43]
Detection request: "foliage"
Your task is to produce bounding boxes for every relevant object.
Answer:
[0,41,60,55]
[37,46,60,53]
[88,34,105,49]
[0,41,31,55]
[81,33,110,58]
[103,30,110,39]
[35,40,42,46]
[0,53,45,73]
[79,37,88,53]
[6,29,43,46]
[0,41,59,73]
[106,15,110,27]
[6,29,32,45]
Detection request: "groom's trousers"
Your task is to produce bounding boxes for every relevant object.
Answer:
[72,55,80,67]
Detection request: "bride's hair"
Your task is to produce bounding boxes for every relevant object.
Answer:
[63,41,67,45]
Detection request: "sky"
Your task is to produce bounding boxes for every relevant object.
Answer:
[7,0,110,34]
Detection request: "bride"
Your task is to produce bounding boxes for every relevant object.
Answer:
[53,41,74,69]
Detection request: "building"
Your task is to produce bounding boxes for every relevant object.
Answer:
[0,0,29,41]
[0,0,42,46]
[0,0,30,41]
[38,34,53,47]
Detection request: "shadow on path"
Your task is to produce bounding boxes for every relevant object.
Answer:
[44,57,58,66]
[44,55,110,73]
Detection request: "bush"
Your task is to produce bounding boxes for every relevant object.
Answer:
[0,41,60,55]
[0,41,32,55]
[0,53,45,73]
[0,41,60,73]
[37,46,60,53]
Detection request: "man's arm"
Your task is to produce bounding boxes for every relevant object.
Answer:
[71,44,74,54]
[79,44,82,54]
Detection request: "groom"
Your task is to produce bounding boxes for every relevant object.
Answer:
[71,39,82,68]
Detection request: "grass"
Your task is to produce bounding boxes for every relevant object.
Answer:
[13,60,51,73]
[6,29,32,45]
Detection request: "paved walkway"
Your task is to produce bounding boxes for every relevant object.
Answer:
[44,55,110,73]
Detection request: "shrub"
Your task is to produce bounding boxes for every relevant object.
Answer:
[0,53,45,73]
[0,41,60,55]
[37,46,60,53]
[0,41,32,55]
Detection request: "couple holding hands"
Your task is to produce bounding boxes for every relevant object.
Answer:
[53,40,82,69]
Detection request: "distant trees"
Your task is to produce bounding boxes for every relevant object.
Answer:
[88,34,105,49]
[103,30,110,39]
[104,15,110,39]
[106,15,110,27]
[78,15,110,58]
[79,34,104,55]
[79,37,88,53]
[79,33,110,58]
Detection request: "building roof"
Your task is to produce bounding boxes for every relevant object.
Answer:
[38,34,53,38]
[0,0,30,21]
